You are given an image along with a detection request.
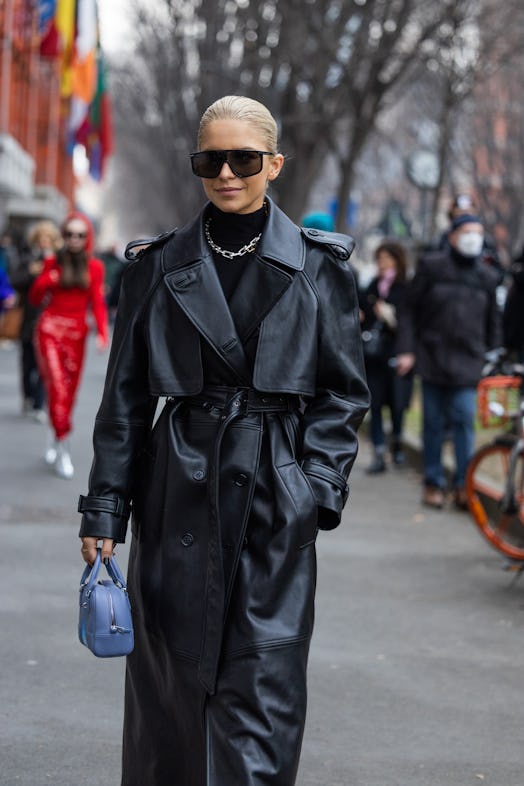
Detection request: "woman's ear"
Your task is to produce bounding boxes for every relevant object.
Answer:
[267,153,284,182]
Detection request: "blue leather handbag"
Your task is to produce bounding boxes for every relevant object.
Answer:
[78,549,134,657]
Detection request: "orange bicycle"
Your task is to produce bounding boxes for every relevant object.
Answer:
[465,351,524,561]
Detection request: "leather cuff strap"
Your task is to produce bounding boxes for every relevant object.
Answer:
[78,494,130,519]
[301,460,349,503]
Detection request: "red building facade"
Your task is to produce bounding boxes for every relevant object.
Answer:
[0,0,74,232]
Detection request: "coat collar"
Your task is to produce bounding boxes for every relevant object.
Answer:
[162,196,305,273]
[162,197,299,384]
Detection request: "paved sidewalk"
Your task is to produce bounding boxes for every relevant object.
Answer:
[1,337,523,786]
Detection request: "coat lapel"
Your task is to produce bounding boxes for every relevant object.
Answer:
[228,199,305,341]
[161,199,305,380]
[228,257,293,343]
[163,217,252,385]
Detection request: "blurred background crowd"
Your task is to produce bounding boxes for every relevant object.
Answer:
[1,0,524,496]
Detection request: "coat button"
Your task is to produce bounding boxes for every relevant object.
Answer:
[180,532,194,547]
[193,469,206,481]
[234,473,248,487]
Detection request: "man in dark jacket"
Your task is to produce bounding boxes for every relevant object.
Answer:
[396,213,502,509]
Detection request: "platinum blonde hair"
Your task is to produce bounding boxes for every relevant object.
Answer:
[198,95,278,154]
[27,220,62,250]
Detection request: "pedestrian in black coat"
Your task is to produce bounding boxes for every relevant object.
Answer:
[360,240,413,473]
[10,221,62,420]
[78,95,370,786]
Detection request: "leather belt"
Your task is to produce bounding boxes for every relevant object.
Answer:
[174,386,300,416]
[170,387,299,694]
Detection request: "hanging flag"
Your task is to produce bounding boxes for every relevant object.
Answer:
[39,0,75,69]
[68,0,98,139]
[71,0,97,102]
[76,47,113,180]
[39,0,60,56]
[57,0,78,96]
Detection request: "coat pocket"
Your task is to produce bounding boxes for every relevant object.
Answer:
[275,461,318,548]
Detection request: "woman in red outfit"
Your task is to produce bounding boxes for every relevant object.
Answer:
[30,212,109,479]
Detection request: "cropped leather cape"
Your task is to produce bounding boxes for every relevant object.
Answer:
[78,198,369,786]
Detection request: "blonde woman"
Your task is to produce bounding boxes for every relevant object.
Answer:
[79,96,369,786]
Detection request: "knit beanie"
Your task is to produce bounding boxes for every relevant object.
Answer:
[301,212,335,232]
[450,213,483,232]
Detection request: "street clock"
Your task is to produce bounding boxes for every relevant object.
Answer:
[406,149,440,189]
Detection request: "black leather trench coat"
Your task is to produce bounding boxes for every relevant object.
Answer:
[79,199,369,786]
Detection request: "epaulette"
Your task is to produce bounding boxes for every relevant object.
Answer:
[124,228,177,262]
[300,227,355,260]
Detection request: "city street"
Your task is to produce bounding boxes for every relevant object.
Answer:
[1,335,523,786]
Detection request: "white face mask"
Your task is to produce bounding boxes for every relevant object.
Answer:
[455,231,484,258]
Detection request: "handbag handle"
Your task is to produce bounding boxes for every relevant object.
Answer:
[79,549,128,595]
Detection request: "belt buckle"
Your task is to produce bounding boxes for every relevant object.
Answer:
[231,389,249,416]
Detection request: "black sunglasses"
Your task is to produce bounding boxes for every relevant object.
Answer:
[64,231,87,240]
[190,149,273,179]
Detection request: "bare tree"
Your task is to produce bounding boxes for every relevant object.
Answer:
[104,0,524,243]
[337,0,524,252]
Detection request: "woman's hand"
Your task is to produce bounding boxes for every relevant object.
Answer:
[396,352,416,376]
[80,536,115,565]
[374,299,397,329]
[28,260,44,277]
[96,334,109,352]
[2,293,16,309]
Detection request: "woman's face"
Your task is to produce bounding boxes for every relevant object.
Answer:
[35,230,55,252]
[198,119,284,214]
[63,218,88,253]
[376,249,397,277]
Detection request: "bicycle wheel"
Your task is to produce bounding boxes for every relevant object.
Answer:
[466,441,524,560]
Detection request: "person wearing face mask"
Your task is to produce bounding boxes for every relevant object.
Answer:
[429,193,505,285]
[395,214,502,510]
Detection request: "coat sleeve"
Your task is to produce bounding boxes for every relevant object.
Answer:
[88,258,109,343]
[0,267,14,303]
[485,276,503,351]
[301,255,370,530]
[28,258,59,306]
[395,261,430,355]
[78,255,160,542]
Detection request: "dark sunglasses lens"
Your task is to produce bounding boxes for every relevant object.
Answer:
[191,152,224,178]
[191,151,264,178]
[229,150,263,177]
[65,231,87,239]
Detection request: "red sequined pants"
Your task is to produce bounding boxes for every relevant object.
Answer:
[34,314,88,440]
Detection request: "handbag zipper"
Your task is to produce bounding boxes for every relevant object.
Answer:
[108,591,131,634]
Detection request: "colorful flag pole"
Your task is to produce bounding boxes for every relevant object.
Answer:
[75,44,113,180]
[38,0,113,179]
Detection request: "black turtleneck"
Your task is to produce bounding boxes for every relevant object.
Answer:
[206,204,267,300]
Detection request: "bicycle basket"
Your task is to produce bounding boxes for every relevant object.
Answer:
[477,375,521,428]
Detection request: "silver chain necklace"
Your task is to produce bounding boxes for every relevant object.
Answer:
[204,218,261,260]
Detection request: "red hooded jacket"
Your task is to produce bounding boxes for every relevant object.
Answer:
[29,211,109,344]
